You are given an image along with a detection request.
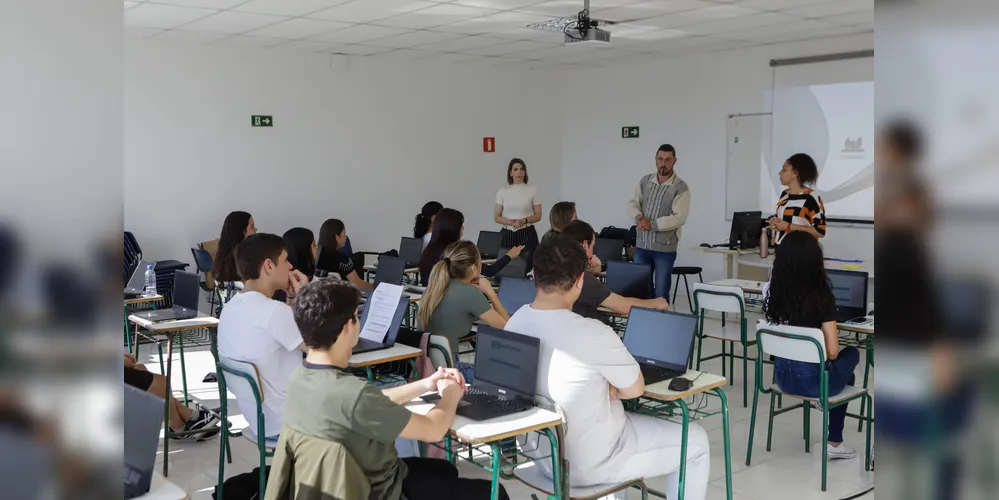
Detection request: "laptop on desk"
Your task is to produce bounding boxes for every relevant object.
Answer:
[399,237,423,269]
[622,307,698,385]
[131,271,200,322]
[477,231,502,260]
[605,261,653,300]
[493,247,528,282]
[353,295,409,355]
[497,277,536,316]
[827,269,869,322]
[124,385,165,499]
[124,260,155,298]
[361,256,406,299]
[593,238,625,270]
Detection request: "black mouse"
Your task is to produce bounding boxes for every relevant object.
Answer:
[699,243,711,248]
[668,377,692,392]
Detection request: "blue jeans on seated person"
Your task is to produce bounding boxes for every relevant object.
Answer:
[632,247,677,300]
[774,346,860,443]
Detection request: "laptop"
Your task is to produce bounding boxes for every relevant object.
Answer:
[622,307,699,385]
[360,256,406,299]
[605,261,652,300]
[593,238,624,270]
[429,326,539,421]
[131,271,200,322]
[497,277,536,316]
[124,385,165,499]
[353,295,409,355]
[399,237,423,268]
[826,269,869,322]
[124,260,155,297]
[477,231,503,260]
[493,247,528,281]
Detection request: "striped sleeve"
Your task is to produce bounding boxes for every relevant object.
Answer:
[809,192,827,236]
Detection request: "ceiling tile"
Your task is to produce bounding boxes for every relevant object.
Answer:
[152,29,229,43]
[309,24,410,43]
[452,0,551,9]
[328,44,392,55]
[488,26,555,40]
[681,12,803,35]
[639,4,764,29]
[780,0,873,18]
[363,30,466,48]
[416,35,509,52]
[823,10,874,26]
[433,11,551,34]
[592,0,715,23]
[540,47,616,63]
[737,0,836,11]
[518,0,639,17]
[422,52,481,64]
[509,44,578,60]
[125,3,216,29]
[715,19,839,41]
[611,26,690,43]
[124,1,139,9]
[234,0,353,17]
[151,0,246,8]
[264,39,343,52]
[459,39,557,56]
[213,34,286,47]
[125,26,166,39]
[751,24,870,45]
[180,11,289,34]
[308,0,436,24]
[243,18,351,39]
[371,48,437,59]
[375,4,502,29]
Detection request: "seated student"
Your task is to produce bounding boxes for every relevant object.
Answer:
[282,227,318,280]
[418,208,523,286]
[541,201,577,244]
[213,211,257,300]
[217,233,310,440]
[414,201,443,250]
[124,354,220,440]
[561,220,669,319]
[418,240,509,381]
[765,231,860,459]
[286,279,509,500]
[505,236,710,499]
[317,218,372,290]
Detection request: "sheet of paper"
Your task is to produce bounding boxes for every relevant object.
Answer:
[359,283,404,342]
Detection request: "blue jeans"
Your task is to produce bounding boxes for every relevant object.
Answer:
[632,248,677,300]
[774,346,860,443]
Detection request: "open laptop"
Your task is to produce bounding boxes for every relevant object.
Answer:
[605,261,652,300]
[425,326,539,420]
[399,237,423,268]
[477,230,503,260]
[131,271,200,322]
[493,247,528,282]
[360,255,406,299]
[497,277,536,316]
[124,260,154,298]
[826,269,869,322]
[593,238,624,270]
[353,295,409,355]
[622,307,699,385]
[124,385,165,499]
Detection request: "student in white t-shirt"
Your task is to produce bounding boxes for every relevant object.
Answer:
[494,158,542,270]
[505,235,710,500]
[217,233,309,440]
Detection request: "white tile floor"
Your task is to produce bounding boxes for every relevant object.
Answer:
[139,299,875,500]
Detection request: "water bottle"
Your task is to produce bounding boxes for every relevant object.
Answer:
[144,264,157,297]
[759,227,769,259]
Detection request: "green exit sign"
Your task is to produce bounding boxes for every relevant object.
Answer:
[251,115,273,127]
[622,126,639,138]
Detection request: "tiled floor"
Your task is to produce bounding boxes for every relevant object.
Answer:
[139,300,875,500]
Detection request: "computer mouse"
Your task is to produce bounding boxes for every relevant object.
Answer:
[668,377,692,392]
[699,243,711,248]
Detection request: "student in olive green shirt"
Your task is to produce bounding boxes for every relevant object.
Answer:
[287,279,509,500]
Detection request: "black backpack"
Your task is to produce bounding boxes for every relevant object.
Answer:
[598,226,633,247]
[213,466,270,500]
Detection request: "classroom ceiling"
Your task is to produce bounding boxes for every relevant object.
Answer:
[124,0,873,69]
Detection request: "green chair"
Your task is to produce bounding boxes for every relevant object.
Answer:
[692,282,757,407]
[746,322,872,491]
[427,334,454,369]
[216,358,278,500]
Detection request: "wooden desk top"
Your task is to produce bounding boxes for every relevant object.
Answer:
[137,472,190,500]
[708,279,765,295]
[124,294,163,305]
[406,400,562,445]
[127,313,219,333]
[349,344,422,367]
[642,370,727,401]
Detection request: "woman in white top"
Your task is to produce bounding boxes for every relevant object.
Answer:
[494,158,542,270]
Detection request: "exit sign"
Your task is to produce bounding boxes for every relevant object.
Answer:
[251,115,273,127]
[622,126,639,138]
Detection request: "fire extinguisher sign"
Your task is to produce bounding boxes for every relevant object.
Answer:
[483,137,495,153]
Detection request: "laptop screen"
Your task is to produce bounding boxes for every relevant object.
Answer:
[623,308,698,371]
[477,231,502,256]
[399,237,423,265]
[826,269,868,311]
[593,238,624,263]
[474,326,540,399]
[127,260,154,289]
[172,271,201,310]
[359,295,408,343]
[124,385,165,491]
[374,256,406,287]
[497,278,536,315]
[605,261,652,299]
[495,251,527,280]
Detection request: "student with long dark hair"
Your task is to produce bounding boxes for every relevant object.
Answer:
[282,227,318,280]
[414,201,443,250]
[213,211,257,298]
[317,219,371,290]
[764,231,860,459]
[418,208,522,286]
[494,158,542,270]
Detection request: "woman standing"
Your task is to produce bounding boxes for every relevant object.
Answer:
[768,153,827,246]
[413,201,443,250]
[494,158,541,269]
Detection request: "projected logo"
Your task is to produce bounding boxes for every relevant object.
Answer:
[842,137,865,153]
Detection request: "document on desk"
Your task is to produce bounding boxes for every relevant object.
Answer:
[359,283,404,342]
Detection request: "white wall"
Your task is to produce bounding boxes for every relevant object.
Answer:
[559,34,875,281]
[125,41,562,264]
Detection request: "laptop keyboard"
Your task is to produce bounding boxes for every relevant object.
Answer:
[464,388,523,413]
[640,364,685,385]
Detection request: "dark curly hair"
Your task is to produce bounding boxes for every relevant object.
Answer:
[533,234,587,293]
[293,279,361,350]
[763,231,834,326]
[213,211,252,283]
[785,153,819,186]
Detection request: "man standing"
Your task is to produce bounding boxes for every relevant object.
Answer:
[627,144,691,300]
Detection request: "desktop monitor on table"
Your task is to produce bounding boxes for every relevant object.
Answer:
[729,211,763,249]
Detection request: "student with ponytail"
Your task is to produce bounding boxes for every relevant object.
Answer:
[414,201,443,250]
[418,240,509,381]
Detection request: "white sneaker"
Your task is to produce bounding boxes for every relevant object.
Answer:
[827,443,857,460]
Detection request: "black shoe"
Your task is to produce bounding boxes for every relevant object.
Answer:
[175,408,221,441]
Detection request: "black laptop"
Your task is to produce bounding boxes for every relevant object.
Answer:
[826,269,869,322]
[593,238,624,270]
[353,294,409,355]
[360,256,406,299]
[622,307,698,385]
[605,260,652,299]
[124,385,165,499]
[124,260,154,298]
[131,270,200,322]
[497,277,536,316]
[494,247,528,281]
[399,237,423,268]
[477,231,503,260]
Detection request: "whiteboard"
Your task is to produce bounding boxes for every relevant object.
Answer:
[725,113,771,218]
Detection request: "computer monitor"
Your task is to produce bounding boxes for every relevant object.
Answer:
[498,278,536,316]
[729,211,763,249]
[622,308,698,372]
[399,237,423,268]
[826,269,868,322]
[477,231,503,259]
[474,326,540,401]
[593,238,625,265]
[172,271,201,310]
[605,261,652,300]
[373,256,405,287]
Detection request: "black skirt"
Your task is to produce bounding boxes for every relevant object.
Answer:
[500,225,540,270]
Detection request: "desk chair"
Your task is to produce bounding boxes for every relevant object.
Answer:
[216,359,278,500]
[692,282,756,407]
[671,266,703,312]
[191,248,221,316]
[747,323,872,491]
[427,335,454,370]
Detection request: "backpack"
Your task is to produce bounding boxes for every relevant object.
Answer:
[598,226,631,244]
[213,466,270,500]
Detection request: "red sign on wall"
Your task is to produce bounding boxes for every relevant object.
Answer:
[483,137,495,153]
